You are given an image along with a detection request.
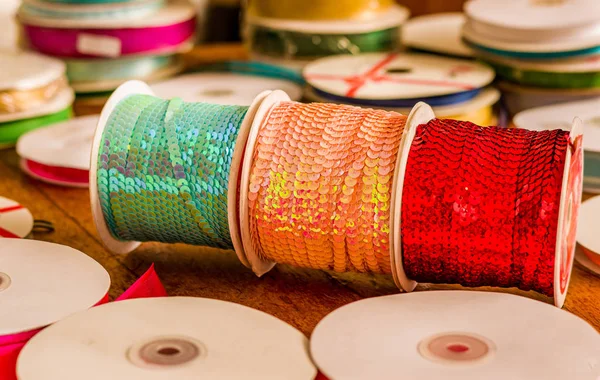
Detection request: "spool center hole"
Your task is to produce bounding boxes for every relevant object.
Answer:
[386,67,412,74]
[446,343,470,353]
[0,272,11,292]
[158,347,181,356]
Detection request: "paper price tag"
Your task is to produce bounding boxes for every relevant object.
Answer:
[76,34,121,58]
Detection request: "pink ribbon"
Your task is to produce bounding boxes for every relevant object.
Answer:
[24,160,89,186]
[0,264,167,379]
[22,18,196,58]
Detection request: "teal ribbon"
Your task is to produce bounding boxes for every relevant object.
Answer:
[21,0,164,19]
[196,60,305,85]
[97,94,248,248]
[66,55,174,83]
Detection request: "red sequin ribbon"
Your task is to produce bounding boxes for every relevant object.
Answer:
[401,119,569,297]
[0,264,167,380]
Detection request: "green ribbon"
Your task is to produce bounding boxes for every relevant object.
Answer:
[487,61,600,89]
[248,25,401,58]
[97,94,248,248]
[0,108,72,145]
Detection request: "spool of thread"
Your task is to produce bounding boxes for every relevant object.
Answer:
[247,25,401,59]
[0,107,72,146]
[0,77,67,114]
[247,0,394,21]
[21,160,89,188]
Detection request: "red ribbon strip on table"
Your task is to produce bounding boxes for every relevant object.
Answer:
[0,205,25,238]
[0,264,167,379]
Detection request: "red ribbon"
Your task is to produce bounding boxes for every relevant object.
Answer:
[0,264,166,379]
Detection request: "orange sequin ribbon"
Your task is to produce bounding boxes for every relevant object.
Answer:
[248,101,406,274]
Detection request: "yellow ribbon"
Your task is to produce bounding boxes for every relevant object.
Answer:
[247,0,394,20]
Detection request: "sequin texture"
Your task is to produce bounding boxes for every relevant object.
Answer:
[97,94,248,249]
[401,119,570,297]
[248,101,406,273]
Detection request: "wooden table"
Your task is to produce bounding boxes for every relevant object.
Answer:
[1,147,598,334]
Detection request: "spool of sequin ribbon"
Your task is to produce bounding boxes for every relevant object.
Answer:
[89,81,273,272]
[393,104,583,308]
[19,0,196,58]
[247,0,394,21]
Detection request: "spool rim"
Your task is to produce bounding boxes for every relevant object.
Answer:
[575,247,600,276]
[238,90,291,276]
[0,196,34,239]
[227,90,273,269]
[554,118,584,307]
[389,102,436,291]
[89,80,153,254]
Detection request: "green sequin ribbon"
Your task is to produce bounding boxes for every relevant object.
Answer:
[97,94,248,249]
[487,61,600,89]
[248,25,401,58]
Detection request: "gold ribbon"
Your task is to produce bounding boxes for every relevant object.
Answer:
[247,0,394,20]
[0,77,68,114]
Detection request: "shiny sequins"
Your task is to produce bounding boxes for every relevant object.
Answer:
[401,119,570,297]
[97,94,248,249]
[248,101,406,274]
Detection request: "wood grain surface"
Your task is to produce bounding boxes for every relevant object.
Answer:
[1,147,598,334]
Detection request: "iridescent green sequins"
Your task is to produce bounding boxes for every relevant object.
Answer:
[97,94,248,249]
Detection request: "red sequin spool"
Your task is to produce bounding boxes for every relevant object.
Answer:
[393,104,583,307]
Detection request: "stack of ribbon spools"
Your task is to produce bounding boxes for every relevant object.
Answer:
[0,51,73,149]
[17,0,197,96]
[88,80,582,310]
[302,52,500,125]
[462,0,600,116]
[243,0,409,72]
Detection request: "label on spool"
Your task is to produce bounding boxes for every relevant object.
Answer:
[76,34,122,58]
[17,297,317,380]
[303,53,494,101]
[310,291,600,380]
[0,197,34,238]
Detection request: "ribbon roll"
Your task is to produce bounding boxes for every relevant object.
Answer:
[0,107,72,146]
[20,0,164,20]
[247,101,406,274]
[247,0,394,20]
[488,60,600,89]
[66,55,175,83]
[97,95,248,249]
[21,19,196,58]
[247,25,401,59]
[0,77,67,114]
